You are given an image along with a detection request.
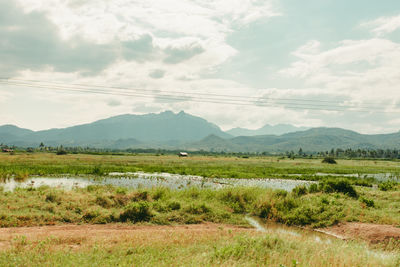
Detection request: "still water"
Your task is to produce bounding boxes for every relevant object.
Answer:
[1,172,316,191]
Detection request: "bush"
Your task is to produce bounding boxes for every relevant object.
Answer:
[82,209,101,222]
[56,150,67,155]
[378,181,398,191]
[120,201,152,222]
[152,187,170,200]
[45,192,60,203]
[91,166,104,176]
[322,157,337,164]
[167,201,181,211]
[319,179,358,198]
[308,183,319,193]
[185,203,211,214]
[115,187,127,195]
[360,197,375,208]
[95,195,113,208]
[220,188,256,213]
[292,185,308,197]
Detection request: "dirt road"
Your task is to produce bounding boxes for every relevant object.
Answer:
[318,222,400,244]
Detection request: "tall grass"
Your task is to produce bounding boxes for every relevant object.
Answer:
[0,184,399,228]
[0,228,398,266]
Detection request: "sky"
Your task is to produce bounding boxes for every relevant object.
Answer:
[1,0,400,133]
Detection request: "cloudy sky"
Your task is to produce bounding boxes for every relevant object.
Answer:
[1,0,400,133]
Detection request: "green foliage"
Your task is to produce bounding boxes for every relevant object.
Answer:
[379,181,399,191]
[185,203,211,215]
[322,157,337,164]
[292,185,308,197]
[308,183,319,193]
[91,166,104,176]
[167,201,181,211]
[120,202,153,222]
[1,174,400,229]
[56,150,67,155]
[319,179,358,198]
[360,197,375,208]
[220,188,257,213]
[45,192,60,203]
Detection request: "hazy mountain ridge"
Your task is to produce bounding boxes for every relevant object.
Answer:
[1,112,400,152]
[0,111,230,147]
[227,124,308,136]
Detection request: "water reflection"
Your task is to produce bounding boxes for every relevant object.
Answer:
[0,172,315,192]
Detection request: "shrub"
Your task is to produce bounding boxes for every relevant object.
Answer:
[115,187,127,195]
[91,166,104,176]
[167,201,181,211]
[56,150,67,155]
[256,202,273,219]
[378,181,398,191]
[95,195,113,208]
[322,157,337,164]
[119,201,152,222]
[292,185,308,197]
[308,184,319,193]
[45,192,60,203]
[152,187,170,200]
[360,197,375,208]
[82,209,101,222]
[185,203,211,214]
[220,189,256,213]
[319,179,358,198]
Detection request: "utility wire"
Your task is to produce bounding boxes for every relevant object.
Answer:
[0,79,396,114]
[0,77,382,107]
[0,80,361,109]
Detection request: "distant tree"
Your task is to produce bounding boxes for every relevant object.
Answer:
[322,156,337,164]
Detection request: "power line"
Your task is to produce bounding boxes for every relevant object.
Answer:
[0,77,382,107]
[0,79,396,114]
[0,79,360,109]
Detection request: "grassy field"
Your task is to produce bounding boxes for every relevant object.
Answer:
[1,225,399,267]
[1,152,400,181]
[1,152,400,266]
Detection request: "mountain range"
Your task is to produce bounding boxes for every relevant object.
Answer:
[226,124,308,136]
[1,111,400,152]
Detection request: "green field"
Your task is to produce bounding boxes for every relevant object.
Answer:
[1,153,400,266]
[1,152,400,180]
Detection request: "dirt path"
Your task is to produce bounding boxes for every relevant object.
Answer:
[0,223,253,251]
[317,222,400,244]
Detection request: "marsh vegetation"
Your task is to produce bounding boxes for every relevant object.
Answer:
[0,153,399,266]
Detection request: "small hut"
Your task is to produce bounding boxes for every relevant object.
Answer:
[178,152,188,157]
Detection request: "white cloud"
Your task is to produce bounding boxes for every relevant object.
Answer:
[21,0,275,66]
[281,38,400,100]
[362,14,400,36]
[276,37,400,133]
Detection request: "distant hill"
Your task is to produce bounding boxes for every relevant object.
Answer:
[189,128,400,153]
[226,124,308,136]
[2,112,400,152]
[0,111,231,147]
